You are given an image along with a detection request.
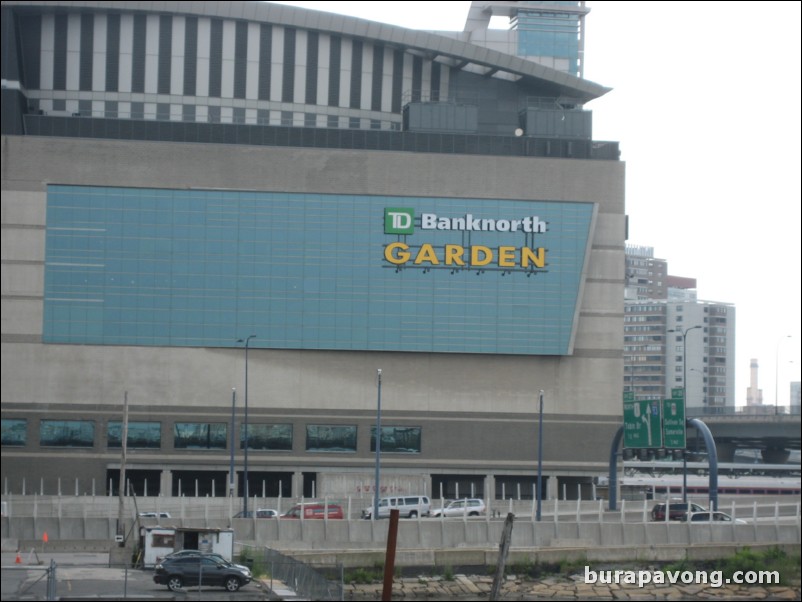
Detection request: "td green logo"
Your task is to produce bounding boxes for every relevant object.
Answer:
[384,208,414,234]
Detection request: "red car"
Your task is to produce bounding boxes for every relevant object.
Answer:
[282,503,344,519]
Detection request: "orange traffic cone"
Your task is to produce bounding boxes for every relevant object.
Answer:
[15,550,21,564]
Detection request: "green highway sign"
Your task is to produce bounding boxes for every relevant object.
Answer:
[662,397,686,449]
[623,399,663,449]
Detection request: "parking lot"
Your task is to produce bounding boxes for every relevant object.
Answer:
[0,552,269,601]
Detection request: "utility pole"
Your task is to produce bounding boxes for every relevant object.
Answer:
[117,392,128,542]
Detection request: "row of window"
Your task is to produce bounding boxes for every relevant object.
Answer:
[624,345,663,353]
[624,325,665,332]
[627,376,665,383]
[0,420,422,454]
[38,100,402,131]
[625,304,666,312]
[624,315,665,322]
[626,335,664,342]
[626,305,728,314]
[628,366,665,373]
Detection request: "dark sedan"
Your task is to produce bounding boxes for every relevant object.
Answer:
[158,549,249,571]
[153,555,252,592]
[650,500,706,521]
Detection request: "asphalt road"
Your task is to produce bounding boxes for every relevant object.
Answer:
[0,552,269,601]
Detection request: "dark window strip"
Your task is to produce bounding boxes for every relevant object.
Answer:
[282,28,296,103]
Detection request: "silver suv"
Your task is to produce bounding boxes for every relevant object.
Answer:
[431,498,486,517]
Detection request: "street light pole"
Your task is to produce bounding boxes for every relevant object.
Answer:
[237,335,256,515]
[668,325,701,502]
[775,335,791,415]
[373,369,382,520]
[230,388,236,497]
[536,389,544,522]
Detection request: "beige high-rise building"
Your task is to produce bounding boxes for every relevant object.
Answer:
[624,247,735,411]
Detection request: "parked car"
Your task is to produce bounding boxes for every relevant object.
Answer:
[686,511,747,524]
[138,511,171,519]
[362,495,431,519]
[282,503,344,519]
[233,508,278,518]
[153,555,251,592]
[431,498,486,517]
[650,500,706,521]
[158,550,248,571]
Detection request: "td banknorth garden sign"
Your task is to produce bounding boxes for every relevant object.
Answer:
[383,207,548,273]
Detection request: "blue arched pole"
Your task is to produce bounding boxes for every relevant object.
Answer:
[688,418,719,510]
[608,420,718,511]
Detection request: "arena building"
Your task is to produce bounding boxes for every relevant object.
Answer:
[1,1,626,502]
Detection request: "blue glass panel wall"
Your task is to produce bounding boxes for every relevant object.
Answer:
[44,186,593,355]
[516,2,581,76]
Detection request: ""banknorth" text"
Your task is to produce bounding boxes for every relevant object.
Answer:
[420,213,547,233]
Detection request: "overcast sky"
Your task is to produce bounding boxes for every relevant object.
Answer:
[272,1,802,407]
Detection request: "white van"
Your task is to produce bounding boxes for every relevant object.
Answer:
[362,495,430,519]
[138,511,172,519]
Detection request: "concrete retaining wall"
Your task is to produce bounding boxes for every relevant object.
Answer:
[2,516,799,552]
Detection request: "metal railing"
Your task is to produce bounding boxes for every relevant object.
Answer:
[22,114,620,160]
[687,405,801,417]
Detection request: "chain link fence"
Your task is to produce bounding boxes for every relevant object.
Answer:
[240,545,343,601]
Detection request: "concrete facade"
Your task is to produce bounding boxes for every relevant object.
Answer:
[2,135,625,494]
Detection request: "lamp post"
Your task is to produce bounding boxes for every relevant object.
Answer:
[229,388,236,497]
[775,335,791,415]
[373,369,382,521]
[536,389,544,522]
[668,325,702,502]
[237,335,256,514]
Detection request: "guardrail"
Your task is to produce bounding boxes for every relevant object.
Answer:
[2,496,799,552]
[686,405,801,416]
[1,494,799,521]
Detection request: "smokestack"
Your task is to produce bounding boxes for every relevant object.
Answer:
[746,358,763,406]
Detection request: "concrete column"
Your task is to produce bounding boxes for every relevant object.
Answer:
[715,442,736,463]
[293,471,303,498]
[160,470,172,497]
[762,447,790,464]
[485,474,495,506]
